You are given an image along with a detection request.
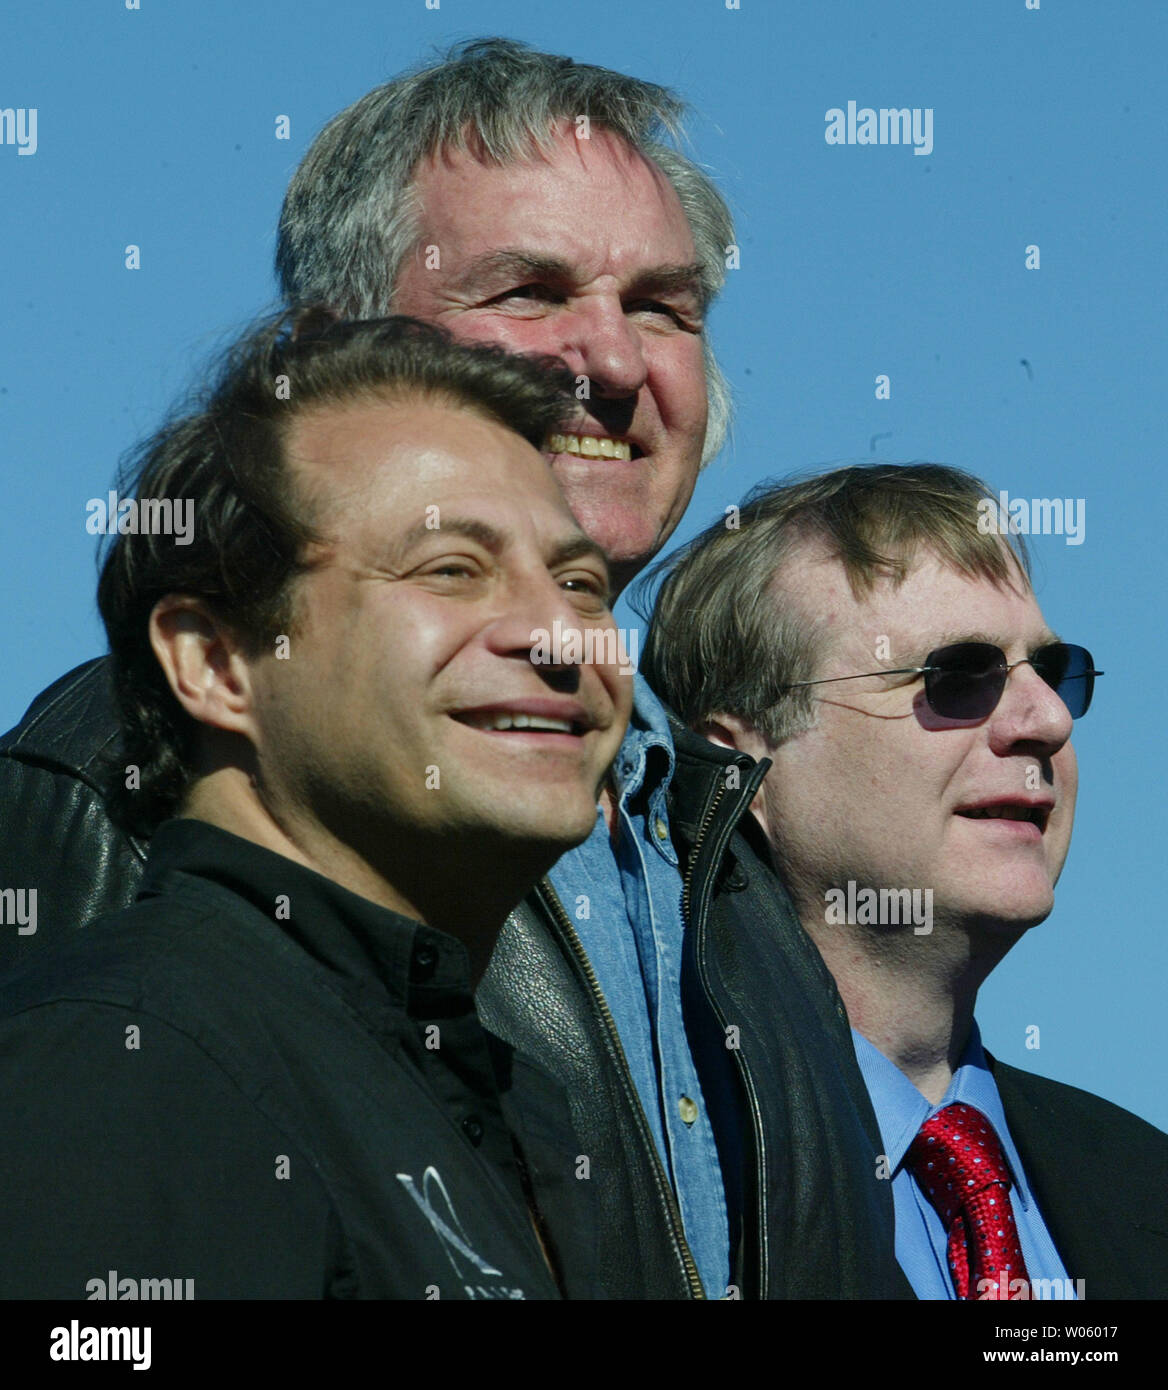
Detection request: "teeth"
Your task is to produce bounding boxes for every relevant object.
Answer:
[461,712,575,733]
[963,806,1039,822]
[545,433,633,462]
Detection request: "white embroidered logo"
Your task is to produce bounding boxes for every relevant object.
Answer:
[396,1166,502,1278]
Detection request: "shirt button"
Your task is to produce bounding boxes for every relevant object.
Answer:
[654,816,669,841]
[461,1115,484,1146]
[678,1096,698,1126]
[412,943,438,981]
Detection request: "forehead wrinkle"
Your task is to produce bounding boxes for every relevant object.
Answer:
[413,126,696,272]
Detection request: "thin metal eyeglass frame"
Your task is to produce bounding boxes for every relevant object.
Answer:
[781,643,1104,719]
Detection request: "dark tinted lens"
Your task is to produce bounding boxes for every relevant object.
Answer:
[923,643,1007,719]
[1032,643,1096,718]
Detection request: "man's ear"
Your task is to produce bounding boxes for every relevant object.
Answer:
[149,595,257,739]
[695,713,771,763]
[696,713,776,843]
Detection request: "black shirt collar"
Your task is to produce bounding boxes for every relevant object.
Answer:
[141,818,470,1012]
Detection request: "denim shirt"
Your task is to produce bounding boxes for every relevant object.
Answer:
[854,1024,1076,1299]
[547,675,730,1298]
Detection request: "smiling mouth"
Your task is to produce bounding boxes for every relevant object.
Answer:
[453,711,586,736]
[545,432,639,461]
[957,805,1050,832]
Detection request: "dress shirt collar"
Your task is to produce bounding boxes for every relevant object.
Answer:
[610,673,676,806]
[852,1022,1034,1213]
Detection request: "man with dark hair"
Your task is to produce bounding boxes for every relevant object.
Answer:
[643,463,1168,1299]
[0,40,905,1298]
[0,312,631,1298]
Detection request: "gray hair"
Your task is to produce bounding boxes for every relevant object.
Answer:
[639,463,1032,747]
[275,37,734,464]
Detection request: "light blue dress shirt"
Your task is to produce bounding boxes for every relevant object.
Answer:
[853,1024,1078,1300]
[548,674,730,1298]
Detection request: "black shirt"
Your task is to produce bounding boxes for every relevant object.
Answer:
[0,818,580,1299]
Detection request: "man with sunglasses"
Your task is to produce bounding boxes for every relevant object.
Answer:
[642,462,1168,1300]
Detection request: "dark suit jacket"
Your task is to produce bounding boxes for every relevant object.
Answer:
[990,1055,1168,1299]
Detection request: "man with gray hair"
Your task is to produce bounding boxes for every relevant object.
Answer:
[643,462,1168,1299]
[0,40,903,1298]
[276,37,731,594]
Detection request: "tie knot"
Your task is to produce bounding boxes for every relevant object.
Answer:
[904,1102,1014,1229]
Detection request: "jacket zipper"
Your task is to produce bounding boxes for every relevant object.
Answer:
[539,878,707,1300]
[681,765,771,1300]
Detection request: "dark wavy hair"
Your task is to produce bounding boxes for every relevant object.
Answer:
[97,309,573,835]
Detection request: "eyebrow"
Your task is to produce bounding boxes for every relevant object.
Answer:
[627,262,707,305]
[397,514,610,572]
[906,627,1063,661]
[454,249,708,308]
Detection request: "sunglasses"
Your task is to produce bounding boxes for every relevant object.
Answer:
[784,641,1103,721]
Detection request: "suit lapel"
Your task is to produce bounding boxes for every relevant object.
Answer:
[990,1055,1140,1298]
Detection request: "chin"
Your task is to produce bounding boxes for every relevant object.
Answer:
[972,894,1055,934]
[944,877,1055,939]
[1010,877,1057,923]
[484,800,600,854]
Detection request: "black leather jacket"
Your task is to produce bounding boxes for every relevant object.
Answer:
[1,658,909,1299]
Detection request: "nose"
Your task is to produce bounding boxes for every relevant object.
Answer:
[987,659,1074,757]
[482,566,608,677]
[556,296,648,400]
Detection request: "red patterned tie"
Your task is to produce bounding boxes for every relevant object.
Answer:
[905,1102,1031,1300]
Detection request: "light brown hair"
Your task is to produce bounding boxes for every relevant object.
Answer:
[639,463,1030,744]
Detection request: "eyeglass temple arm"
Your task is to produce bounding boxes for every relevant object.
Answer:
[785,659,1104,694]
[782,666,931,692]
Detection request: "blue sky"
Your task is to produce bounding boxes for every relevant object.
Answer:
[2,1,1164,1130]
